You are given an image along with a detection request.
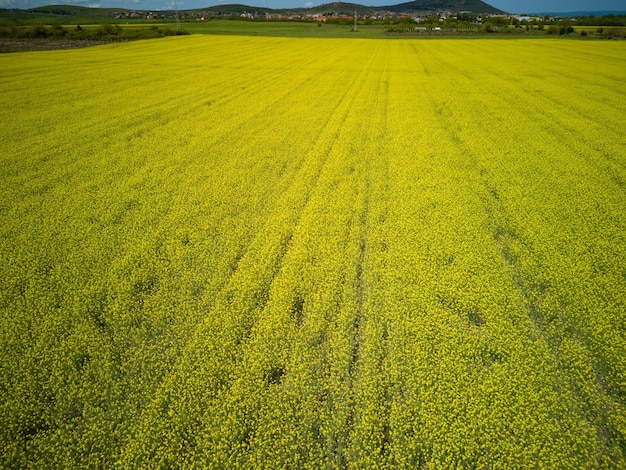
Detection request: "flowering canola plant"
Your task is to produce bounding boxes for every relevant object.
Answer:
[1,35,625,468]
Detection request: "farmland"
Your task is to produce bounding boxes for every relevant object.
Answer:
[1,36,625,467]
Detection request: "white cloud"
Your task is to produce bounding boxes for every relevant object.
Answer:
[304,1,313,6]
[162,0,183,9]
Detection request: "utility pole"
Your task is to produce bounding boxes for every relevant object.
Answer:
[174,1,180,30]
[353,10,358,32]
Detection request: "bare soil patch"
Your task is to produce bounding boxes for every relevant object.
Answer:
[0,38,110,53]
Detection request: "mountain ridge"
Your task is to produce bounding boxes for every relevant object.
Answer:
[19,1,506,16]
[9,2,626,18]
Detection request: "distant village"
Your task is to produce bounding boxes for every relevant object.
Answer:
[113,9,547,25]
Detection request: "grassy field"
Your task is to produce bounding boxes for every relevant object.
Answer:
[182,20,391,38]
[161,20,568,38]
[1,35,626,468]
[3,19,622,44]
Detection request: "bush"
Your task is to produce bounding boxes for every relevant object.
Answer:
[97,23,121,37]
[50,24,67,37]
[26,22,48,38]
[0,23,18,38]
[547,25,559,34]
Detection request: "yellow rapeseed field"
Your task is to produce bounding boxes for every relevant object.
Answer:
[1,35,625,468]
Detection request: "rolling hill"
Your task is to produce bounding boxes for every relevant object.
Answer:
[1,0,507,19]
[379,0,504,14]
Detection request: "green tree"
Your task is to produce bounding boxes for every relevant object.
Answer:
[482,21,494,33]
[27,22,48,38]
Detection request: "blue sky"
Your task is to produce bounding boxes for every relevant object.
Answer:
[489,0,625,13]
[2,0,625,13]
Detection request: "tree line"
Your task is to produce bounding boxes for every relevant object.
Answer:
[0,23,189,40]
